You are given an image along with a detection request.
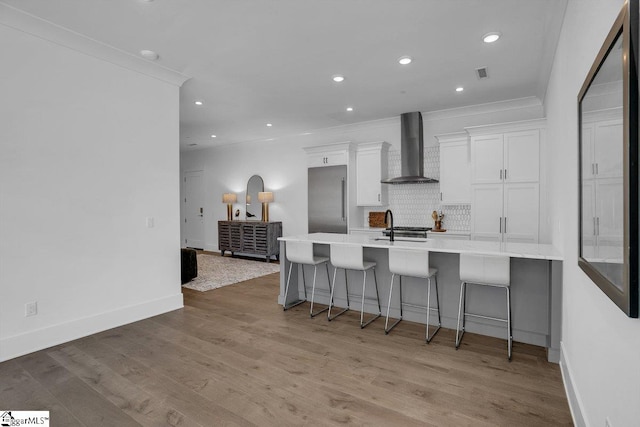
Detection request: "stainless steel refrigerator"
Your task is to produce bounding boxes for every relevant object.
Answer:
[308,165,347,233]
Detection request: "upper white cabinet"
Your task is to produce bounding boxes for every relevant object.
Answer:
[436,132,470,204]
[470,134,504,184]
[305,143,353,168]
[471,129,540,184]
[467,119,545,243]
[356,141,389,206]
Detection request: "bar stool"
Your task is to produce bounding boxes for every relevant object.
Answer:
[283,240,332,317]
[456,253,512,360]
[385,248,441,343]
[327,243,381,328]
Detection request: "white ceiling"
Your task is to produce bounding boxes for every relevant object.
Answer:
[3,0,567,150]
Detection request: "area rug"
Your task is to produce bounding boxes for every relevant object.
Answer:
[182,253,280,292]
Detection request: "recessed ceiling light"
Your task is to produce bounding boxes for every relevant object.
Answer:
[346,107,354,112]
[194,101,203,106]
[188,143,197,146]
[301,132,312,135]
[482,32,501,43]
[398,56,412,65]
[210,134,217,138]
[266,123,273,127]
[456,87,464,92]
[332,75,345,83]
[139,49,159,60]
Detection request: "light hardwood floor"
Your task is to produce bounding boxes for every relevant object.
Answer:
[0,271,572,426]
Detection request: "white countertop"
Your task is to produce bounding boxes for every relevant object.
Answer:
[279,233,563,261]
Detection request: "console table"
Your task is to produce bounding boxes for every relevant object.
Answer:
[218,221,282,262]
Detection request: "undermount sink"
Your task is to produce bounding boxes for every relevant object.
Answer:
[373,237,428,243]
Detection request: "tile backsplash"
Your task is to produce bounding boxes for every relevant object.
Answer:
[363,145,471,231]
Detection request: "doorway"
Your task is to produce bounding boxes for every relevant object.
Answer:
[183,170,205,249]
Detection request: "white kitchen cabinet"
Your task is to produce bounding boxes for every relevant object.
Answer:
[470,134,503,184]
[503,183,540,243]
[436,132,470,204]
[471,183,539,243]
[356,142,389,206]
[470,184,504,242]
[306,149,348,167]
[467,119,545,243]
[471,129,539,184]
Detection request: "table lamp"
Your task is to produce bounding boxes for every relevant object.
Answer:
[258,191,274,222]
[222,193,237,221]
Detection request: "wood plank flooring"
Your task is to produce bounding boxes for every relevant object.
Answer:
[0,271,572,426]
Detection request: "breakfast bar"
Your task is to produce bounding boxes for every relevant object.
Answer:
[278,233,563,362]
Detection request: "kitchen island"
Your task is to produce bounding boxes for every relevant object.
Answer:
[278,233,563,362]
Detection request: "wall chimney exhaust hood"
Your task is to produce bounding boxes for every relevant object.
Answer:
[381,112,438,184]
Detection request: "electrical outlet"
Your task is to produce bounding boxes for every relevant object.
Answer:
[25,302,37,317]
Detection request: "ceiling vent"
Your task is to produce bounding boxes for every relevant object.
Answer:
[475,67,489,79]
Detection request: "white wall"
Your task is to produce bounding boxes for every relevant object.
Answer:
[181,98,544,251]
[0,22,183,361]
[545,0,640,425]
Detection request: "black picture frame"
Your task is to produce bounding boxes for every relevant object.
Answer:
[578,0,639,318]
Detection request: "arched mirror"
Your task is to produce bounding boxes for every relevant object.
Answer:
[246,175,264,220]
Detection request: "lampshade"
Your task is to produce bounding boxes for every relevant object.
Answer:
[222,193,237,204]
[258,192,274,203]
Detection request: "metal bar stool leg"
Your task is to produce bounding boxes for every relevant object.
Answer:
[310,264,329,318]
[455,281,466,348]
[507,286,512,361]
[328,267,349,321]
[301,266,308,301]
[385,274,402,333]
[425,274,441,343]
[360,270,381,328]
[373,268,381,315]
[284,262,306,311]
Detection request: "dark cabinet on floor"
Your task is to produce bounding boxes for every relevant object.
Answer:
[218,221,282,262]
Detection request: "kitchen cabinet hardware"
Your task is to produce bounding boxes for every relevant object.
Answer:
[504,217,507,233]
[500,169,503,180]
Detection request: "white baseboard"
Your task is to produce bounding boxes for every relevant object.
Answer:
[0,293,184,362]
[560,341,587,427]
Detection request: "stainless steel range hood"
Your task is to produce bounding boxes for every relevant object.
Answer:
[381,112,438,184]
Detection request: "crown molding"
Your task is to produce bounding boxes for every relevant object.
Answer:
[465,118,547,136]
[0,2,189,87]
[423,96,543,121]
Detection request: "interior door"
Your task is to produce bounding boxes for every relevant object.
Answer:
[183,170,205,249]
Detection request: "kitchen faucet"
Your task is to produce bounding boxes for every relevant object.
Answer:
[385,209,394,242]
